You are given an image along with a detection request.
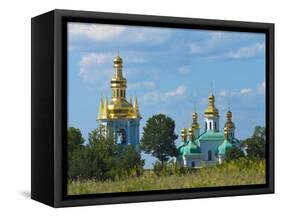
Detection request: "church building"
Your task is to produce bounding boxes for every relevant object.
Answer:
[97,55,142,149]
[177,93,241,168]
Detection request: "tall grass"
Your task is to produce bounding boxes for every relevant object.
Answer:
[67,158,265,195]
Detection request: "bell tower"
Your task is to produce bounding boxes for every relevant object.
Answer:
[97,55,141,149]
[204,93,219,132]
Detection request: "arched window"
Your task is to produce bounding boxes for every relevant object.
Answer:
[214,122,217,130]
[191,161,195,168]
[205,122,207,131]
[209,122,212,130]
[208,150,212,161]
[117,129,127,145]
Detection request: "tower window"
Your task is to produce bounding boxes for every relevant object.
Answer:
[214,122,217,130]
[205,122,207,131]
[209,122,212,130]
[117,89,119,97]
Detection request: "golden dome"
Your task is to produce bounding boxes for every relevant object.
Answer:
[224,110,235,129]
[226,110,232,118]
[114,55,123,64]
[181,128,188,142]
[188,128,194,141]
[204,93,219,117]
[97,56,141,120]
[191,112,200,130]
[224,126,229,139]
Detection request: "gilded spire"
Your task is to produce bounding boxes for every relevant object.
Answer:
[204,93,219,117]
[103,96,108,118]
[97,97,104,120]
[132,96,141,118]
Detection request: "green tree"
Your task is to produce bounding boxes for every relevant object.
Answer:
[68,126,144,181]
[67,127,85,153]
[141,114,178,165]
[87,126,121,180]
[225,146,245,161]
[241,126,266,159]
[120,145,144,176]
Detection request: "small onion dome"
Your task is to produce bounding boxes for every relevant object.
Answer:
[204,94,219,117]
[192,112,200,129]
[224,126,229,138]
[181,128,188,136]
[114,55,123,65]
[181,128,188,142]
[224,110,235,129]
[226,110,232,119]
[188,128,195,141]
[192,111,198,119]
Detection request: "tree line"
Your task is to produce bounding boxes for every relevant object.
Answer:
[68,114,266,181]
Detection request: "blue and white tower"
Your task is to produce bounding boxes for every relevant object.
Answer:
[97,55,142,149]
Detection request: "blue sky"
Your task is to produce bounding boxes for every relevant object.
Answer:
[67,22,266,168]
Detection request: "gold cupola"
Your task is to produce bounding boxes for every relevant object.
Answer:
[191,112,200,130]
[224,110,235,129]
[188,128,194,141]
[97,55,142,120]
[204,93,219,118]
[224,126,229,140]
[181,128,188,142]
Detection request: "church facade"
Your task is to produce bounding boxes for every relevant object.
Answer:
[97,56,141,149]
[177,94,241,168]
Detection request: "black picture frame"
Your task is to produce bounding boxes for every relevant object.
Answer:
[31,9,274,207]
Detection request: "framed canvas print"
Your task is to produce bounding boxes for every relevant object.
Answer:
[31,9,274,207]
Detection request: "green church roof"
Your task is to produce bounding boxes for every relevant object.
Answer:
[218,139,233,155]
[198,130,224,141]
[178,140,201,156]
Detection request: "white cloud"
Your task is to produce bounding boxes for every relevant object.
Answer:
[209,42,265,60]
[239,88,253,95]
[128,81,156,90]
[164,85,186,98]
[68,22,171,44]
[124,28,171,44]
[219,88,253,97]
[79,51,150,85]
[188,32,230,54]
[257,80,265,93]
[79,52,114,84]
[178,66,191,75]
[219,90,228,97]
[143,85,187,105]
[68,23,126,41]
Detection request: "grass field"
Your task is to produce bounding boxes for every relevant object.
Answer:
[67,159,266,195]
